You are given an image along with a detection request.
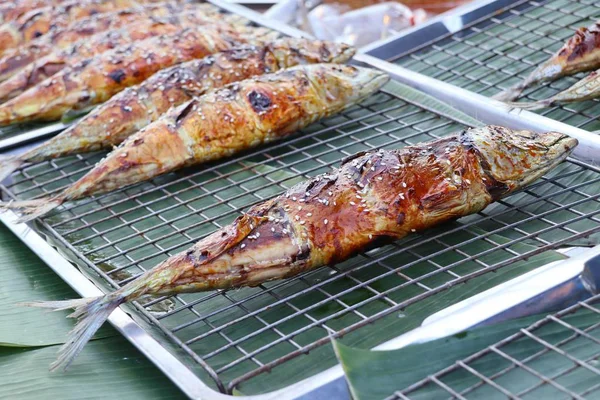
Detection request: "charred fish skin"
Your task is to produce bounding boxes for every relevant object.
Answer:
[495,21,600,101]
[0,25,279,124]
[2,64,388,221]
[19,39,355,164]
[0,0,153,55]
[507,69,600,110]
[0,12,249,101]
[24,125,576,371]
[0,2,221,83]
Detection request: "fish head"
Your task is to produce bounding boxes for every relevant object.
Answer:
[270,38,356,66]
[304,64,390,105]
[468,125,577,195]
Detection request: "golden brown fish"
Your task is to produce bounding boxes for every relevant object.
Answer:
[1,64,388,221]
[0,39,355,181]
[495,21,600,101]
[0,0,167,55]
[0,25,279,125]
[22,125,576,371]
[0,11,248,100]
[0,2,219,82]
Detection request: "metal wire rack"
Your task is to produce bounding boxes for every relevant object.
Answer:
[2,80,600,395]
[390,292,600,400]
[388,0,600,132]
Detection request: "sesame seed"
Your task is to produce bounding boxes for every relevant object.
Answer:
[295,215,300,221]
[324,219,328,225]
[298,206,302,210]
[411,229,416,232]
[306,213,312,217]
[402,182,407,188]
[350,201,356,206]
[377,177,383,181]
[369,234,373,239]
[241,243,246,248]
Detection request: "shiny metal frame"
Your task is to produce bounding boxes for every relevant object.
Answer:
[1,1,600,399]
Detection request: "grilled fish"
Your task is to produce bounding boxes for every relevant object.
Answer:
[22,125,577,371]
[0,12,248,101]
[0,25,278,125]
[0,39,355,181]
[0,0,164,55]
[495,21,600,101]
[0,2,219,83]
[1,64,388,221]
[506,69,600,110]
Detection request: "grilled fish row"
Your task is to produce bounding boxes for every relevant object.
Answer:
[0,2,218,83]
[0,0,168,56]
[2,64,388,221]
[24,125,577,371]
[0,10,248,101]
[0,39,355,181]
[0,25,280,125]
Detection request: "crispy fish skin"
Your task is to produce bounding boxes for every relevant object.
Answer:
[3,64,388,221]
[495,21,600,101]
[9,39,354,169]
[0,2,218,82]
[0,12,248,100]
[507,69,600,110]
[22,125,577,371]
[0,0,162,55]
[0,25,278,124]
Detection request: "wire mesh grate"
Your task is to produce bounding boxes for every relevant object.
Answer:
[390,0,600,132]
[2,83,600,394]
[390,293,600,400]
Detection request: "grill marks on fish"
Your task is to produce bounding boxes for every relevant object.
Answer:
[495,21,600,101]
[0,25,278,124]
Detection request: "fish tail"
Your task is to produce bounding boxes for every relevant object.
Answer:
[493,84,526,102]
[20,294,125,371]
[504,100,550,111]
[0,196,63,222]
[0,154,23,182]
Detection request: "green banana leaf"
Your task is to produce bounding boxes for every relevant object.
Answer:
[0,223,186,399]
[334,306,599,400]
[0,223,114,347]
[0,338,186,400]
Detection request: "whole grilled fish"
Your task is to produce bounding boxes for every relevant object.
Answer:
[23,125,577,371]
[0,39,355,181]
[1,64,388,221]
[0,12,248,101]
[506,69,600,110]
[0,0,163,55]
[0,25,279,125]
[0,2,218,83]
[495,21,600,101]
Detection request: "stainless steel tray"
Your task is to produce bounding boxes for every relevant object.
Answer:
[363,0,600,131]
[2,1,600,399]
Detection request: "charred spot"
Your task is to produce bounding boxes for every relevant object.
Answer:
[108,69,127,84]
[291,243,311,262]
[33,31,43,38]
[248,90,271,113]
[175,101,195,126]
[319,44,331,60]
[132,138,144,146]
[341,150,371,166]
[396,212,405,225]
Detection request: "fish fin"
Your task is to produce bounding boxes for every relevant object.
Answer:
[0,155,23,182]
[0,197,62,222]
[21,295,124,371]
[493,85,526,102]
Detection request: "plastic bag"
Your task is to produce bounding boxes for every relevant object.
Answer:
[307,2,426,47]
